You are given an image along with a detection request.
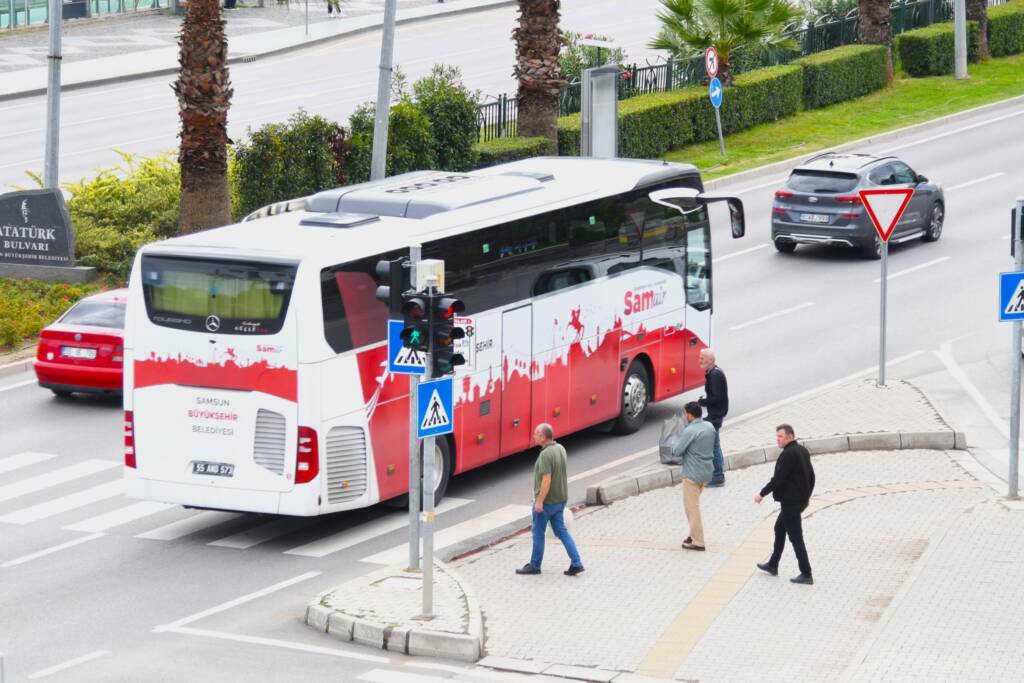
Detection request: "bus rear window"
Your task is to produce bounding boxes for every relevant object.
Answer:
[141,256,297,335]
[321,256,396,354]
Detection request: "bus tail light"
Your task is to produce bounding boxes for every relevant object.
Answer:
[124,411,136,469]
[296,426,319,484]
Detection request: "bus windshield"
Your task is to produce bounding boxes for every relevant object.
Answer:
[141,256,297,335]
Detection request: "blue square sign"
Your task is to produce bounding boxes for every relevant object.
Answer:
[1000,272,1024,322]
[417,377,454,439]
[387,319,425,375]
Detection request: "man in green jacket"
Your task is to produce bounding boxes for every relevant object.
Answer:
[673,401,716,551]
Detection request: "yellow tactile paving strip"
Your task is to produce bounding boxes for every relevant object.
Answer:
[634,479,989,679]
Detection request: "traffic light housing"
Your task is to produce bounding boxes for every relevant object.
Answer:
[430,295,466,375]
[374,257,410,316]
[400,294,430,352]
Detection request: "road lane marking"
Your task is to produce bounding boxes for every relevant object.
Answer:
[27,650,110,679]
[884,108,1024,154]
[155,571,321,631]
[935,342,1009,440]
[568,447,656,484]
[0,378,38,393]
[2,533,105,568]
[713,243,769,263]
[873,256,950,283]
[160,626,390,663]
[208,517,310,550]
[283,497,472,558]
[729,302,815,331]
[945,172,1005,191]
[136,510,243,541]
[0,480,123,525]
[733,176,788,194]
[0,459,119,504]
[359,670,444,683]
[65,500,175,533]
[0,451,57,475]
[360,504,531,565]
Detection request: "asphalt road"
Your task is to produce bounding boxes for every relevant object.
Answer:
[2,8,1024,679]
[0,0,665,191]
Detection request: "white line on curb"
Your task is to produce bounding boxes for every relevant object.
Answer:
[873,257,950,283]
[161,626,391,663]
[2,533,105,568]
[0,379,36,393]
[730,302,815,331]
[883,108,1024,154]
[154,571,321,631]
[934,342,1009,439]
[27,650,109,679]
[945,172,1005,192]
[567,447,656,484]
[713,244,769,264]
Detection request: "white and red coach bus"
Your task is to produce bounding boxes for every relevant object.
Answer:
[123,157,744,515]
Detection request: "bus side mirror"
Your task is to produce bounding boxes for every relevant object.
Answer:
[648,188,746,239]
[727,198,745,238]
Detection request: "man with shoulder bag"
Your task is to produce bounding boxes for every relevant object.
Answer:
[672,401,716,552]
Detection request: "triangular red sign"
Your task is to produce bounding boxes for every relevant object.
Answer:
[859,189,914,242]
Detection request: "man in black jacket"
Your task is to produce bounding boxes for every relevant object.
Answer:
[697,349,728,487]
[754,424,815,585]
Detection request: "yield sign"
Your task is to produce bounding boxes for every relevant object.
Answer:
[859,188,914,242]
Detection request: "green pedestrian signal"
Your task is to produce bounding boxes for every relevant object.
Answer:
[400,294,429,352]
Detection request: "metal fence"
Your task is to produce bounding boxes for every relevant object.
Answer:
[2,0,166,30]
[478,0,958,141]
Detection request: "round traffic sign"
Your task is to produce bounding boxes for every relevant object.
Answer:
[708,76,723,109]
[705,47,719,78]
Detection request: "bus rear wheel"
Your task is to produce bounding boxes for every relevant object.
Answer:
[612,361,651,435]
[384,437,452,508]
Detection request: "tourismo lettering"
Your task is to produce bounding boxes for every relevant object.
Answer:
[624,288,667,315]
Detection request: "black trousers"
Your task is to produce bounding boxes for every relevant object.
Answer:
[769,503,812,576]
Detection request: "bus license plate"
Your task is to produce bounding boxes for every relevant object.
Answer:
[192,461,234,477]
[800,213,830,224]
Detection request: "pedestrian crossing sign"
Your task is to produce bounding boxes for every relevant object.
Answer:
[1000,272,1024,321]
[387,320,425,375]
[417,378,454,438]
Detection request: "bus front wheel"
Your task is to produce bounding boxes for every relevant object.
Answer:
[612,361,651,435]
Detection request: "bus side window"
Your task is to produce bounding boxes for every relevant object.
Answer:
[321,253,399,354]
[685,226,711,311]
[532,268,592,296]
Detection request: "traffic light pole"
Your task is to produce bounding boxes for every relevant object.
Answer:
[420,276,439,619]
[407,247,421,571]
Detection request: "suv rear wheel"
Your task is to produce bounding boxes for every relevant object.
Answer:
[861,235,882,260]
[922,202,944,242]
[774,241,797,254]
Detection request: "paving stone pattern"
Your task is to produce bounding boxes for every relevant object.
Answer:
[721,379,948,453]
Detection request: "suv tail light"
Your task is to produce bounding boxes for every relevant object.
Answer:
[836,195,862,204]
[296,426,319,484]
[774,189,794,199]
[124,411,136,469]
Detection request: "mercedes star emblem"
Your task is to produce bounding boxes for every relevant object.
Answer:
[205,315,221,332]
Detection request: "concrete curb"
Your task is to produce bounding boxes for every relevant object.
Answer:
[0,357,34,379]
[702,93,1024,192]
[303,560,484,663]
[586,430,967,506]
[0,0,515,101]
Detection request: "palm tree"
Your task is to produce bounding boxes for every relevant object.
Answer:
[967,0,989,60]
[649,0,801,86]
[513,0,565,152]
[858,0,894,81]
[173,0,233,234]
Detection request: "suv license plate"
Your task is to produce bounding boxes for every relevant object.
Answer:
[800,213,831,224]
[192,461,234,477]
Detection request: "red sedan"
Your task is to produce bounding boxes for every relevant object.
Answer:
[34,288,128,397]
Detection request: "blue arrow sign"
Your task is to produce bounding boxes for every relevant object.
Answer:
[1000,272,1024,322]
[417,377,454,438]
[709,77,723,109]
[387,319,425,375]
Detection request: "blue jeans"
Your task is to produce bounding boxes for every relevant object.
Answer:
[530,501,582,570]
[711,427,725,483]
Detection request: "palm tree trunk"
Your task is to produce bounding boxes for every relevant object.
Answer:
[967,0,989,60]
[858,0,894,82]
[513,0,565,152]
[174,0,233,234]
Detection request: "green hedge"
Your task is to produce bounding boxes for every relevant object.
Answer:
[0,279,98,349]
[896,21,981,77]
[988,0,1024,58]
[796,45,889,109]
[716,65,803,134]
[473,136,553,167]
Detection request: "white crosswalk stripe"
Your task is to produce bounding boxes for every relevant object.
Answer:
[0,459,118,504]
[136,510,243,541]
[0,480,123,525]
[65,500,175,533]
[0,451,57,475]
[208,517,309,550]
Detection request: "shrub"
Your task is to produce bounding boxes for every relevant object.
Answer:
[413,65,480,172]
[347,100,437,183]
[796,44,888,110]
[0,279,98,349]
[896,21,981,77]
[474,136,553,167]
[231,110,349,220]
[988,0,1024,57]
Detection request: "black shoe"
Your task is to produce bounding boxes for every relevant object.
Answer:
[756,562,778,576]
[790,573,813,585]
[515,563,541,575]
[564,564,585,576]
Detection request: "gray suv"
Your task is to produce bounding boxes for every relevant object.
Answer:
[771,152,945,259]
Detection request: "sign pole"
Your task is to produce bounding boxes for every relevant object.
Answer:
[1009,198,1024,498]
[43,0,62,189]
[407,246,421,571]
[879,240,888,386]
[420,276,438,618]
[714,107,726,155]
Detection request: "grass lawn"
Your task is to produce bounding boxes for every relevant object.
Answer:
[665,52,1024,180]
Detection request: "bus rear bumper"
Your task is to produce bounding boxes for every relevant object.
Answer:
[125,476,321,516]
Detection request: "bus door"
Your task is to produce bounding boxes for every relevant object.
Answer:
[500,305,533,455]
[683,224,712,389]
